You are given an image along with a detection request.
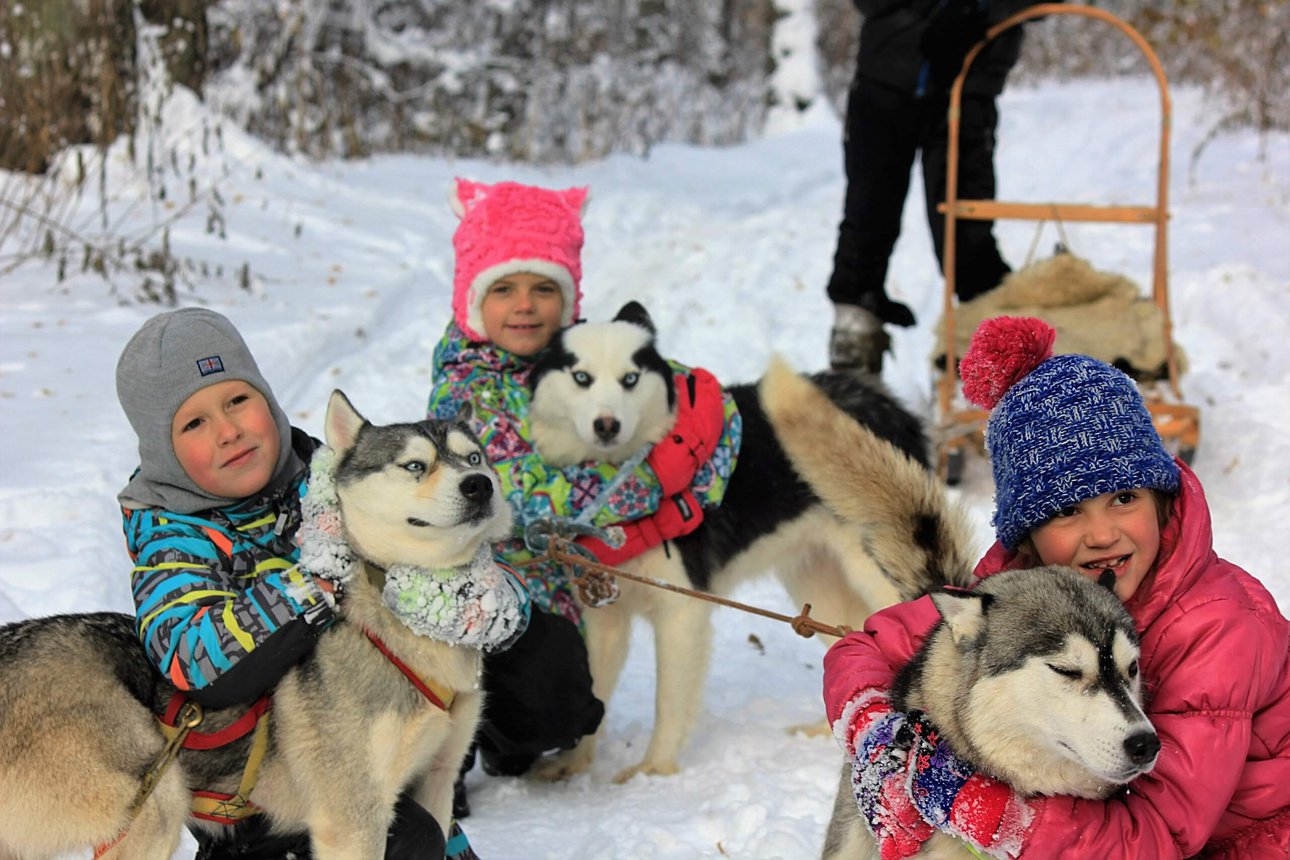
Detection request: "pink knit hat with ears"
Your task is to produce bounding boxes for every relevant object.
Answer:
[450,178,589,342]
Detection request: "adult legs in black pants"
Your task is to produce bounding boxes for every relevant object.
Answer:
[827,79,1011,372]
[920,94,1011,303]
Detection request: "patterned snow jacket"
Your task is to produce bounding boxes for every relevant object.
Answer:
[823,461,1290,858]
[122,429,334,708]
[427,322,741,625]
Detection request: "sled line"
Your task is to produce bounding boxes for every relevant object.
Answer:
[541,535,851,639]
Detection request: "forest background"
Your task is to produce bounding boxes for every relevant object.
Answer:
[1,0,1285,298]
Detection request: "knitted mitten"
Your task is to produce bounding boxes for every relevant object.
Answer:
[851,710,935,860]
[905,711,1035,859]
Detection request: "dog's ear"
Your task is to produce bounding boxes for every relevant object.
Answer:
[325,390,367,454]
[454,401,474,425]
[614,301,655,334]
[930,588,991,646]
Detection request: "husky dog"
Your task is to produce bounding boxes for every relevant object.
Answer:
[527,302,973,784]
[0,392,513,860]
[815,566,1160,860]
[763,366,1159,860]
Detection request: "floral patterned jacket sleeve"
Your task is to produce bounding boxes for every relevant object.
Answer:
[426,323,740,541]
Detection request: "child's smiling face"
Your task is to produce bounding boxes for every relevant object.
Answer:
[1027,488,1162,602]
[171,379,280,500]
[480,272,565,356]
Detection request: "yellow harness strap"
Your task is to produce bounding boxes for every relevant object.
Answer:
[187,707,273,824]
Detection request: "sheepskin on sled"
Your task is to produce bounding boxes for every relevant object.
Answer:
[934,252,1185,382]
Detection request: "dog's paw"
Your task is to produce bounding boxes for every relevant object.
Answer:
[612,759,680,784]
[527,747,594,782]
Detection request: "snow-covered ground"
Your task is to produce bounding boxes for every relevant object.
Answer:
[1,77,1287,859]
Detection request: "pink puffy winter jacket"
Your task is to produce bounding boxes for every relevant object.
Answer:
[823,462,1290,858]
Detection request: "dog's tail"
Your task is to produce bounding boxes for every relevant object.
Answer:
[759,357,977,600]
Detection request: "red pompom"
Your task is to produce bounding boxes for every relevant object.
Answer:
[960,316,1056,409]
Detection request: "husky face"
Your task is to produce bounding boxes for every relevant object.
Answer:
[530,301,676,466]
[926,566,1159,798]
[325,391,512,569]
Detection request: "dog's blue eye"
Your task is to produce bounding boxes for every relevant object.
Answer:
[621,372,639,389]
[572,371,592,387]
[467,452,483,466]
[402,461,426,475]
[1046,664,1082,680]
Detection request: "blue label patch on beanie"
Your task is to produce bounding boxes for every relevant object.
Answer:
[196,355,225,376]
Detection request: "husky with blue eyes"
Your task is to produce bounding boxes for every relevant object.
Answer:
[0,391,522,860]
[527,301,953,785]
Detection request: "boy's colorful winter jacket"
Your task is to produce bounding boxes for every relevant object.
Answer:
[122,430,334,708]
[427,322,741,623]
[823,461,1290,858]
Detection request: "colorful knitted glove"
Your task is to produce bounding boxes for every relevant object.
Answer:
[646,369,726,496]
[851,710,935,860]
[904,711,1034,858]
[575,488,703,566]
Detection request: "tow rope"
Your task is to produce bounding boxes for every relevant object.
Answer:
[540,533,851,639]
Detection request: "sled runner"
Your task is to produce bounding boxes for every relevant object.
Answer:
[934,3,1200,484]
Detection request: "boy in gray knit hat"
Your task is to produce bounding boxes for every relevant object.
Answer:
[116,308,447,860]
[116,308,330,706]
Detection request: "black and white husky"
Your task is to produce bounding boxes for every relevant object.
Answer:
[527,302,972,784]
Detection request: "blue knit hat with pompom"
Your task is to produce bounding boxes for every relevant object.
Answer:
[960,316,1181,549]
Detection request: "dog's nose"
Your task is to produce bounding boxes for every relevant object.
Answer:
[459,474,493,503]
[593,416,621,442]
[1123,730,1160,765]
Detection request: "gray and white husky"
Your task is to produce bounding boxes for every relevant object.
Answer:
[526,302,972,784]
[764,367,1160,860]
[0,392,511,859]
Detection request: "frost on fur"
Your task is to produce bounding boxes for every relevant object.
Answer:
[383,545,530,651]
[297,445,358,586]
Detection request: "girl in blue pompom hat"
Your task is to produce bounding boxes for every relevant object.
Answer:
[823,316,1290,859]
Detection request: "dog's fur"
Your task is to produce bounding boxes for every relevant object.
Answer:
[0,391,511,859]
[526,302,975,784]
[764,366,1159,860]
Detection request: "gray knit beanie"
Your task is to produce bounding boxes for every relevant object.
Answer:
[116,308,301,514]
